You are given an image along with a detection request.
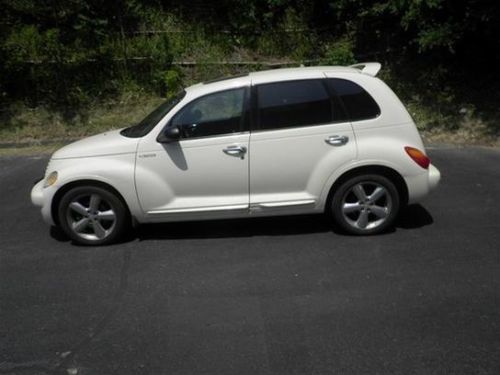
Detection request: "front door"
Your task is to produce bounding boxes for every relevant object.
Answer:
[135,87,250,220]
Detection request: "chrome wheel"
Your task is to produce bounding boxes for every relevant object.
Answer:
[66,193,117,241]
[341,182,392,231]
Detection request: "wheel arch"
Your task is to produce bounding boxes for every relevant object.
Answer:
[324,165,409,212]
[51,179,132,226]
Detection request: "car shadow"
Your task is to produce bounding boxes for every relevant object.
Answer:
[50,225,70,242]
[135,204,433,241]
[163,142,188,170]
[136,214,331,240]
[49,204,434,244]
[396,203,434,229]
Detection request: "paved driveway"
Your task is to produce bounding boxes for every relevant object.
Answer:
[1,147,499,374]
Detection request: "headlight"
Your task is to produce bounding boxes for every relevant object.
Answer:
[44,171,58,187]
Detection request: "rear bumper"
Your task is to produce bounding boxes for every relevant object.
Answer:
[404,163,441,204]
[428,164,441,191]
[31,179,56,226]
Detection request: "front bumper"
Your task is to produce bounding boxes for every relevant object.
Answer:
[31,179,56,225]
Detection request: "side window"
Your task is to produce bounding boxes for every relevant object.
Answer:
[257,80,333,130]
[171,87,246,139]
[327,78,380,121]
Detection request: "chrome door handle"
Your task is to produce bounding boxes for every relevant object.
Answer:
[223,145,247,157]
[325,135,349,146]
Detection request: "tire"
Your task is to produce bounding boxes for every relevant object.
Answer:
[330,174,400,235]
[58,185,129,246]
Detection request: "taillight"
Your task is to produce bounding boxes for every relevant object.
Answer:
[405,146,430,169]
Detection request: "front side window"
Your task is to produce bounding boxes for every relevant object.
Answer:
[257,80,333,130]
[327,79,380,121]
[121,91,186,138]
[171,87,247,139]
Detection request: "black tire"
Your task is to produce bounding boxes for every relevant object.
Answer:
[58,185,129,246]
[329,174,400,235]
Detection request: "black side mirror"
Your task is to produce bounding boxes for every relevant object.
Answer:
[157,126,181,143]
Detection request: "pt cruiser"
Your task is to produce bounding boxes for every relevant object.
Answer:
[32,63,440,245]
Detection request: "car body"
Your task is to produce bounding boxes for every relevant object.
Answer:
[31,63,440,245]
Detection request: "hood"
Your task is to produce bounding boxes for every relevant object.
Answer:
[52,129,139,160]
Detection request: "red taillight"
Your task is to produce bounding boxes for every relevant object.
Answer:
[405,146,430,169]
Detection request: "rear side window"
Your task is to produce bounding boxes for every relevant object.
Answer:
[257,80,333,130]
[327,79,380,121]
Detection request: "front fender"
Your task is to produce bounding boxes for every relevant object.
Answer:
[47,153,142,221]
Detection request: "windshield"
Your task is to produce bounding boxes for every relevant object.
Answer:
[121,91,186,138]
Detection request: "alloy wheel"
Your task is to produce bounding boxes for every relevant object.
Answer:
[65,193,117,241]
[341,182,392,231]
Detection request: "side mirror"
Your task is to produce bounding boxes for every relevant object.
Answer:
[157,126,181,143]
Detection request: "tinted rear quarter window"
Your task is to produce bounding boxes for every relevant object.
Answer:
[257,80,332,130]
[328,78,380,121]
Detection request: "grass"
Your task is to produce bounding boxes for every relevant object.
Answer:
[421,125,499,147]
[0,143,67,156]
[407,103,499,147]
[0,92,164,144]
[0,83,498,151]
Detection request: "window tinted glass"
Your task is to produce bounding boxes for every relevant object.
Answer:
[257,80,332,130]
[171,88,246,139]
[328,78,380,121]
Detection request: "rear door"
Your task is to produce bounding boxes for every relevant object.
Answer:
[249,77,357,213]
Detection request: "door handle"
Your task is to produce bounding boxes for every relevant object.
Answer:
[223,145,247,157]
[325,135,349,146]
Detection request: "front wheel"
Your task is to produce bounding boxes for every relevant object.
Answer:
[330,174,400,235]
[58,185,129,245]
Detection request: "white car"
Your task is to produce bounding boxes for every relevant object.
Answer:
[31,63,440,245]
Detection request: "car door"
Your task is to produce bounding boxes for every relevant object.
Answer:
[135,87,250,220]
[249,77,357,213]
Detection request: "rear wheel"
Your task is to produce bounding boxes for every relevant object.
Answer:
[330,174,400,235]
[58,185,128,245]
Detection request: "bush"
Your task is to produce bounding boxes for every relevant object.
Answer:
[323,38,356,66]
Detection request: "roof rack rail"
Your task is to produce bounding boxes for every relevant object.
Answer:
[349,62,381,77]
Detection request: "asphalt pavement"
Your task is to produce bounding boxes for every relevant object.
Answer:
[0,147,499,375]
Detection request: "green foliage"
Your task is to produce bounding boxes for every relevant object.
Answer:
[416,23,457,52]
[157,69,182,98]
[3,25,62,66]
[0,0,498,141]
[323,38,356,66]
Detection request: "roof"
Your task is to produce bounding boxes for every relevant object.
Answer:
[248,65,359,78]
[247,62,381,79]
[185,63,381,96]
